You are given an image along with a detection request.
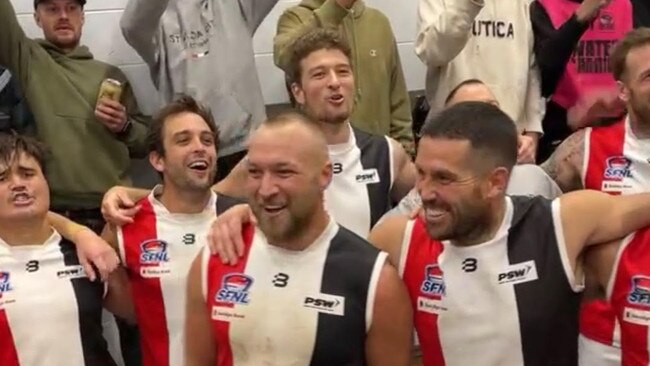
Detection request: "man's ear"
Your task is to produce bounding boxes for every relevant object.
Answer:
[484,166,509,199]
[149,151,165,174]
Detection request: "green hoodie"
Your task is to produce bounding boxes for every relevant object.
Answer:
[0,0,149,209]
[274,0,415,155]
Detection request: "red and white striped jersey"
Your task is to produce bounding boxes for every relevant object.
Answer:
[0,231,113,366]
[580,117,650,365]
[203,219,386,366]
[118,187,240,366]
[608,227,650,366]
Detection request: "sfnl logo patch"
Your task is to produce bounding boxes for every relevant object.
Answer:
[497,260,538,285]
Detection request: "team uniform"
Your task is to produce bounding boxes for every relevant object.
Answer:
[608,227,650,366]
[400,196,582,366]
[0,231,114,366]
[325,126,394,237]
[579,117,650,364]
[203,218,387,366]
[117,187,240,366]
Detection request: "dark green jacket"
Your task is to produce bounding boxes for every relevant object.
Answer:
[0,0,150,208]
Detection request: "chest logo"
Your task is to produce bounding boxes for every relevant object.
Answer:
[303,293,345,316]
[57,265,87,280]
[628,275,650,307]
[0,272,13,294]
[604,156,633,181]
[356,168,380,184]
[140,239,170,264]
[421,264,445,298]
[497,260,538,285]
[216,273,253,305]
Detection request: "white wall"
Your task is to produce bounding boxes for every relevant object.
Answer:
[10,0,426,115]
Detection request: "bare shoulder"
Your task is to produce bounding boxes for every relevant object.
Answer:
[369,215,409,265]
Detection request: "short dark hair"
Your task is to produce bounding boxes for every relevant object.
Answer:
[444,79,486,106]
[610,27,650,81]
[147,95,219,157]
[420,102,518,172]
[286,27,352,85]
[0,132,49,173]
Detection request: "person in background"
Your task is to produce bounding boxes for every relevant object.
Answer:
[120,0,279,182]
[632,0,650,27]
[532,0,632,162]
[273,0,415,155]
[0,66,34,134]
[415,0,543,163]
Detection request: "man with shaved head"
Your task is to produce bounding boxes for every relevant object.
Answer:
[183,111,413,366]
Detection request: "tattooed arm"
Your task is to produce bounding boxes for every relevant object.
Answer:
[541,129,586,192]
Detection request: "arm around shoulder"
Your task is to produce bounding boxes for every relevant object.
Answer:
[389,138,416,203]
[368,214,409,267]
[541,129,585,192]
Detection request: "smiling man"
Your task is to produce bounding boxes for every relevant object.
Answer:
[98,96,241,366]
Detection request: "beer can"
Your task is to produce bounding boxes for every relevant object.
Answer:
[97,78,123,102]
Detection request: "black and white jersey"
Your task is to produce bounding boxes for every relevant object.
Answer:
[0,231,114,366]
[326,126,394,237]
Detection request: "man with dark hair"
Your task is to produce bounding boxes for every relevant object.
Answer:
[97,95,240,366]
[273,0,415,155]
[0,0,149,235]
[103,28,416,240]
[0,133,133,366]
[184,111,413,366]
[368,101,650,366]
[542,27,650,365]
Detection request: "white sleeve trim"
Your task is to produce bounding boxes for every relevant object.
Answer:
[386,136,396,191]
[606,233,636,300]
[366,251,388,333]
[398,220,415,278]
[552,199,585,292]
[201,248,210,302]
[580,128,592,188]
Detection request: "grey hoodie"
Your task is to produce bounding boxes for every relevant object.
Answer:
[121,0,278,156]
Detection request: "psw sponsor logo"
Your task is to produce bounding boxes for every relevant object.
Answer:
[628,275,650,307]
[303,293,345,316]
[0,272,12,293]
[355,169,380,184]
[216,273,253,305]
[57,265,87,280]
[420,264,445,299]
[497,260,538,285]
[603,156,632,181]
[139,239,170,264]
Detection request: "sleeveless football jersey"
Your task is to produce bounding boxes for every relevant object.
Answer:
[203,218,387,366]
[580,117,650,364]
[400,196,581,366]
[325,126,394,237]
[608,227,650,366]
[0,231,113,366]
[117,187,240,366]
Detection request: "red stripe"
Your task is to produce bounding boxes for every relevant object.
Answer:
[207,224,255,366]
[121,198,170,366]
[612,229,650,366]
[402,218,445,366]
[0,307,19,366]
[581,119,626,347]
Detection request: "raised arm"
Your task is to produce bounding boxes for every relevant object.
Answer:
[389,138,416,203]
[541,129,585,192]
[0,0,37,83]
[414,0,484,68]
[238,0,280,35]
[365,262,413,366]
[184,252,216,366]
[274,0,350,70]
[120,0,170,66]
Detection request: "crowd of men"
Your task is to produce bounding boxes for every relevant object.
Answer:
[2,0,650,365]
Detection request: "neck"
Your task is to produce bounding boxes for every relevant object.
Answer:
[452,197,506,247]
[271,208,330,252]
[318,120,351,145]
[0,218,52,247]
[628,112,650,139]
[157,185,212,214]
